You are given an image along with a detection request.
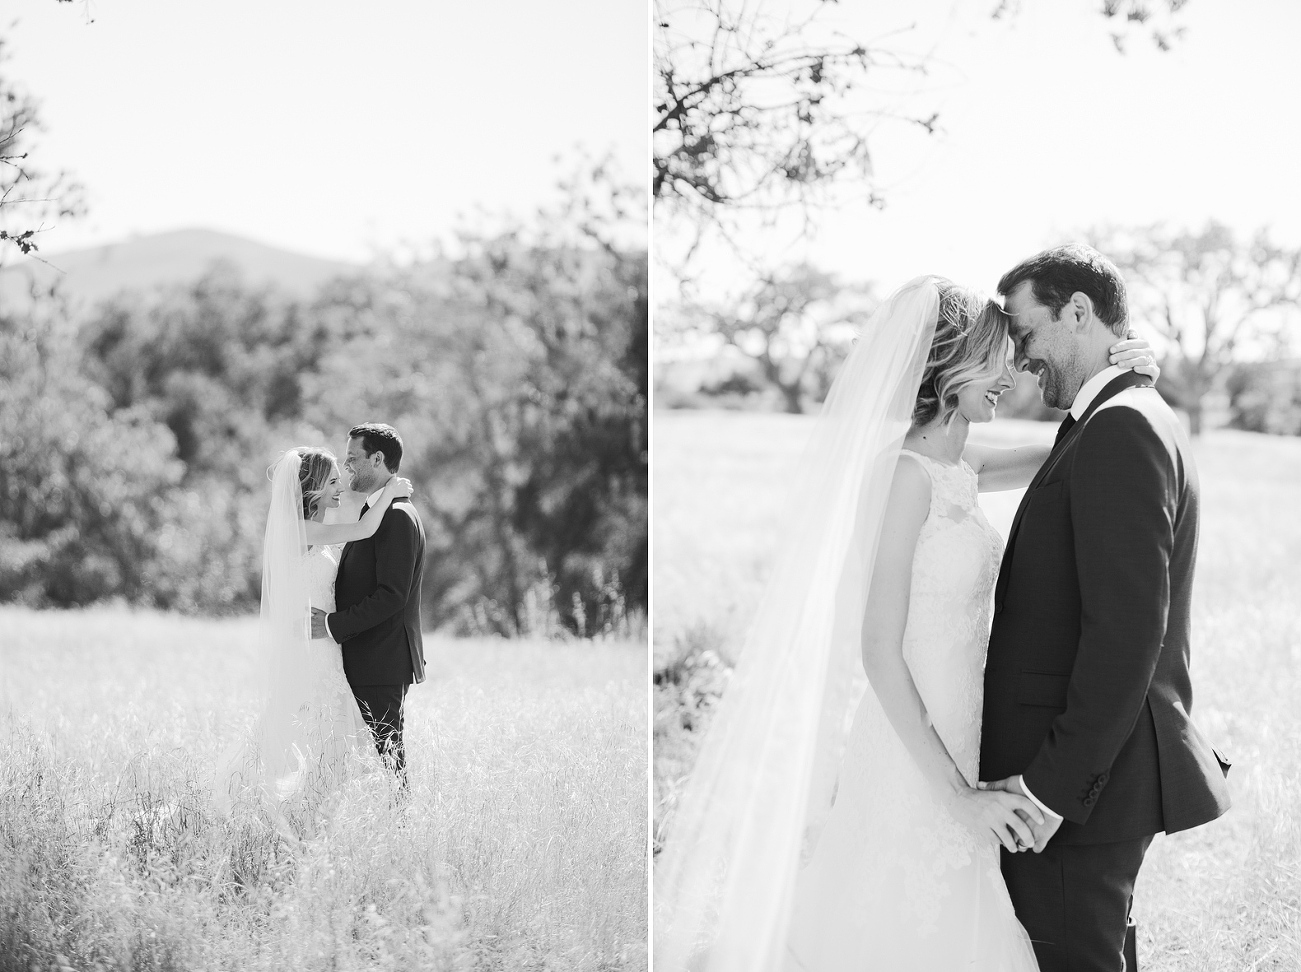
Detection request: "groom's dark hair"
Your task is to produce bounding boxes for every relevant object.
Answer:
[349,423,403,472]
[997,244,1129,337]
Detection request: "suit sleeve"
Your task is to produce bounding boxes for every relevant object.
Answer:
[1021,406,1176,824]
[326,507,420,643]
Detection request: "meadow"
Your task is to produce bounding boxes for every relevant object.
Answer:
[0,609,647,971]
[653,409,1301,970]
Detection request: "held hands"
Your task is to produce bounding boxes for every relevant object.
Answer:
[982,776,1063,852]
[310,607,330,640]
[1109,331,1160,382]
[945,783,1045,854]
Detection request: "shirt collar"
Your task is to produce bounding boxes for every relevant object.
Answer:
[1069,364,1128,420]
[365,485,387,508]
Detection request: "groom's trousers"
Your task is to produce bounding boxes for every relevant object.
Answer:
[1001,835,1153,972]
[353,683,409,788]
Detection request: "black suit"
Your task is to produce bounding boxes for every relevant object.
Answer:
[328,495,426,782]
[980,371,1230,970]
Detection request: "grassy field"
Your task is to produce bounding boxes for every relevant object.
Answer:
[653,408,1301,970]
[0,608,647,971]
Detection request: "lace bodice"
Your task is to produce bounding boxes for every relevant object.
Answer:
[898,449,1004,783]
[305,545,339,616]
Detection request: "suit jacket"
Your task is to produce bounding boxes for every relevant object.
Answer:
[979,370,1230,845]
[328,496,426,687]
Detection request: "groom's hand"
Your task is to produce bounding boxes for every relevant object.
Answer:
[1026,812,1063,852]
[310,607,330,640]
[986,776,1063,852]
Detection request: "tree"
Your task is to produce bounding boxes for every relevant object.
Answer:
[0,294,182,606]
[73,265,349,613]
[1225,360,1301,436]
[654,0,933,258]
[443,161,647,635]
[683,263,870,413]
[79,264,310,483]
[654,0,1190,255]
[480,230,648,635]
[0,29,83,261]
[1089,221,1301,434]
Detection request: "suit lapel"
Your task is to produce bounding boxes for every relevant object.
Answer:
[994,370,1153,612]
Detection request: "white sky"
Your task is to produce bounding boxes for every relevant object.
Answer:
[5,0,648,263]
[657,0,1301,309]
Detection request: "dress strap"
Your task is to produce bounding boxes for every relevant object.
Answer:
[898,448,959,470]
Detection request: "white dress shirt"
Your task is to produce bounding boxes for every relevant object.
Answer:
[1069,363,1128,420]
[1017,777,1063,822]
[1013,364,1129,823]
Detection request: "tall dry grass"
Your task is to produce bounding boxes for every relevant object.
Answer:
[653,409,1300,969]
[0,607,647,971]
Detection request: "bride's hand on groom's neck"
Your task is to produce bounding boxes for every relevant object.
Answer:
[384,476,413,500]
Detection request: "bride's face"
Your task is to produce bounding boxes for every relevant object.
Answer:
[323,464,345,509]
[956,339,1016,424]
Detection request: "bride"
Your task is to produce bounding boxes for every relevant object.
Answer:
[653,277,1159,970]
[214,446,412,835]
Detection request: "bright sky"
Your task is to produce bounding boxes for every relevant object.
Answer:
[5,0,648,263]
[658,0,1301,309]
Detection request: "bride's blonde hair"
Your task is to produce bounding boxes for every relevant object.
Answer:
[912,278,1010,426]
[295,447,338,520]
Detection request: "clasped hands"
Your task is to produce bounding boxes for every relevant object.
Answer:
[969,776,1063,853]
[310,607,330,640]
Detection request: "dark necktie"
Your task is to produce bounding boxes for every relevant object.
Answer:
[359,503,371,517]
[1054,414,1077,446]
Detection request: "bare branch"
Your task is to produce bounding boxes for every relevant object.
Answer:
[654,0,939,253]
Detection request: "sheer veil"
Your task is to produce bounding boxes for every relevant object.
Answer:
[214,450,314,812]
[654,277,942,971]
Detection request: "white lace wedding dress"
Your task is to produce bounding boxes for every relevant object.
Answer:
[216,545,375,830]
[284,544,375,799]
[784,450,1040,971]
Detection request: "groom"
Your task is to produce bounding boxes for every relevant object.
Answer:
[980,246,1231,971]
[311,422,426,788]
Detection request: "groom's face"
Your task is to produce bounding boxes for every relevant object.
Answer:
[1004,281,1088,411]
[343,437,385,494]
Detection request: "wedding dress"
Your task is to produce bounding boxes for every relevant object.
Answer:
[276,544,375,803]
[214,453,376,832]
[784,450,1038,970]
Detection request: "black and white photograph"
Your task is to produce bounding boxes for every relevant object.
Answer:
[7,0,1301,968]
[0,2,647,969]
[653,1,1299,969]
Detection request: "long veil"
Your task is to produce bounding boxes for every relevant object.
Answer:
[214,450,314,814]
[653,277,941,970]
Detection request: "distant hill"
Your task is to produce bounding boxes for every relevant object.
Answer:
[0,228,360,313]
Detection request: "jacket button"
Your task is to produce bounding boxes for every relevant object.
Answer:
[1083,797,1096,807]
